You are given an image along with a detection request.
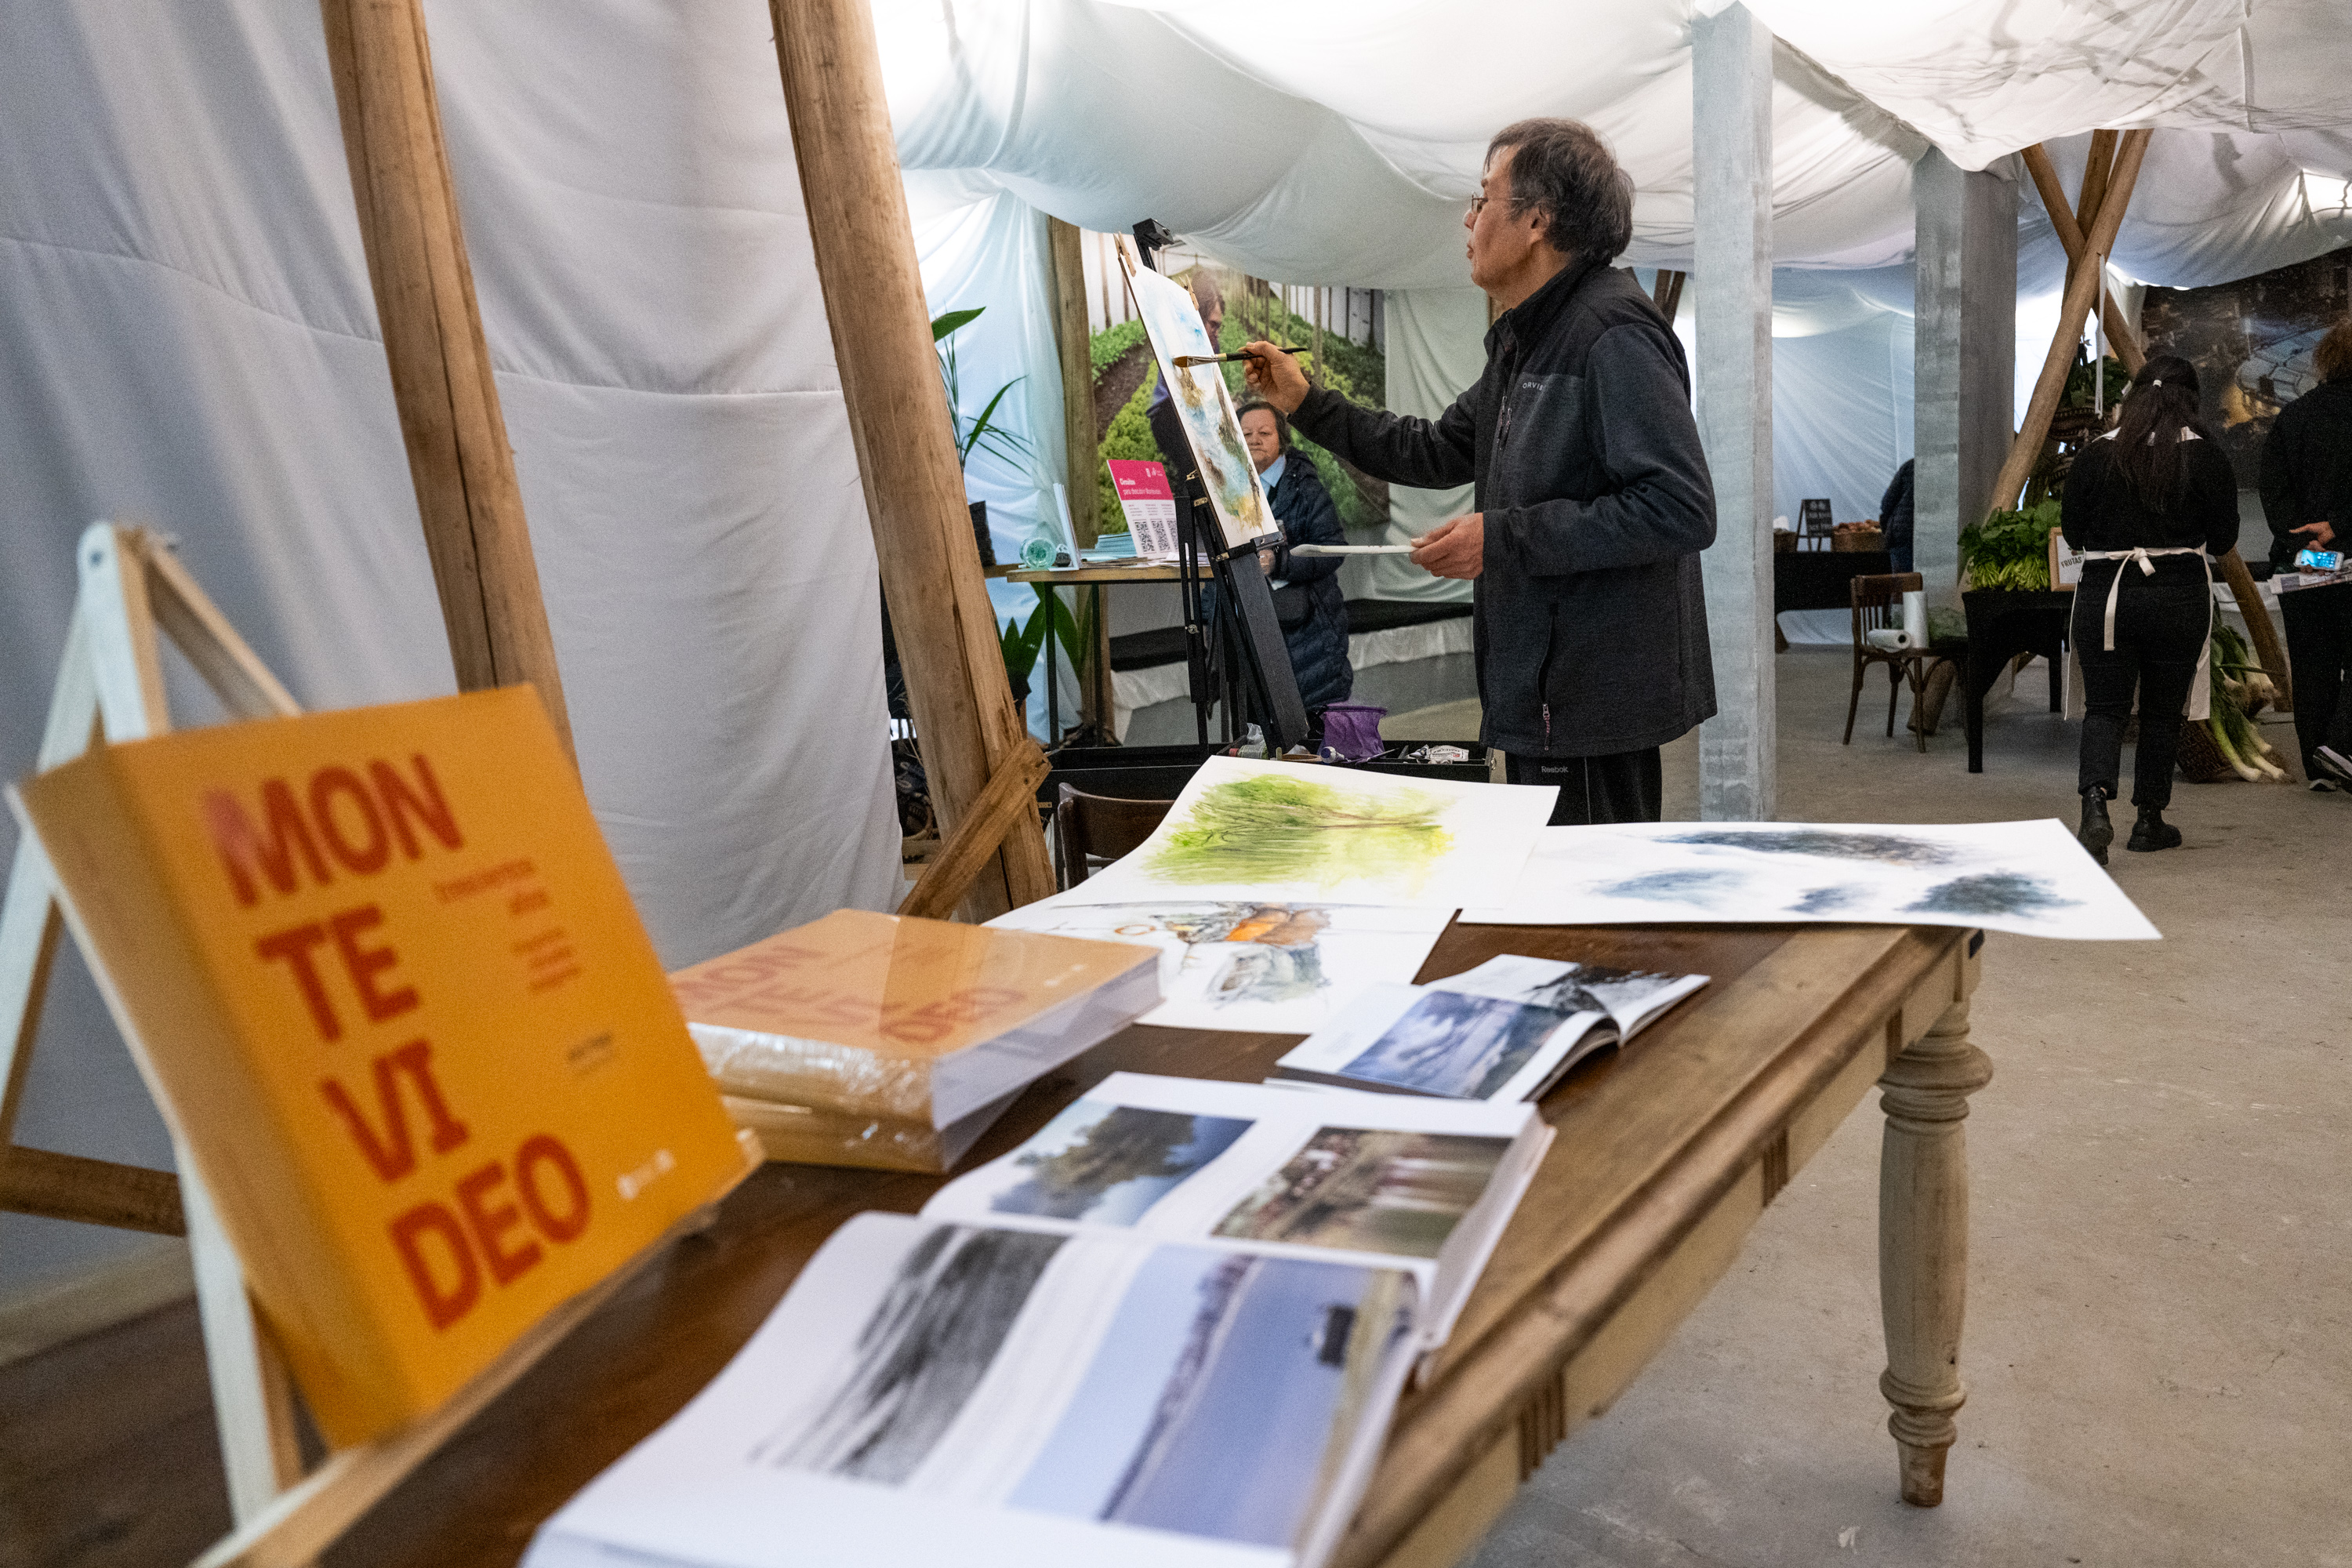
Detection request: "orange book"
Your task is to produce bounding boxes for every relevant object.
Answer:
[10,688,748,1446]
[672,910,1160,1174]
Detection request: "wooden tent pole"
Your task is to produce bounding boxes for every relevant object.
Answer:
[768,0,1055,916]
[1985,130,2151,520]
[2073,129,2119,236]
[1047,217,1116,735]
[318,0,575,765]
[1048,219,1101,551]
[2020,143,2144,372]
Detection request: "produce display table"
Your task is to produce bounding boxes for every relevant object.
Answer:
[314,917,1990,1568]
[1959,589,2071,772]
[1773,549,1893,615]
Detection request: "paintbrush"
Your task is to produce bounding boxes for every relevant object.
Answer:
[1171,345,1306,368]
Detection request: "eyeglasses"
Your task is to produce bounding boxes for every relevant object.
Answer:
[1466,193,1520,220]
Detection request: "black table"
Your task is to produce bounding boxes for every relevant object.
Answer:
[1958,589,2071,772]
[1774,550,1893,615]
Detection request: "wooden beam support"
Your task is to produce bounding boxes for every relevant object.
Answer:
[2020,143,2143,372]
[1047,217,1101,550]
[319,0,575,765]
[1047,218,1116,737]
[895,743,1051,921]
[768,0,1057,920]
[1986,130,2150,520]
[0,1146,184,1236]
[2073,129,2119,236]
[1651,268,1686,323]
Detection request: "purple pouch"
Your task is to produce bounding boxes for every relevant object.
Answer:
[1319,702,1388,762]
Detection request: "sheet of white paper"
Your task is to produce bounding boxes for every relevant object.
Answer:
[528,1212,1415,1568]
[1462,819,2161,941]
[987,896,1448,1033]
[1071,756,1556,911]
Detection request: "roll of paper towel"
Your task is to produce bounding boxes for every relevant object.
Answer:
[1865,628,1915,651]
[1901,589,1926,635]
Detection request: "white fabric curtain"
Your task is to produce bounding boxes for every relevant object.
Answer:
[0,0,902,1293]
[877,2,2352,293]
[1370,289,1486,604]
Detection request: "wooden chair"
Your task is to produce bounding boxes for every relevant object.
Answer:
[1052,785,1174,889]
[1844,572,1935,753]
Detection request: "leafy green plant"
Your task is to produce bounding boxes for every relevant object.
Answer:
[1089,318,1149,376]
[933,307,1032,472]
[2061,350,2132,409]
[998,585,1090,702]
[1958,500,2060,590]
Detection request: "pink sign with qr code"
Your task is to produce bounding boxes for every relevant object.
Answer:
[1107,460,1180,557]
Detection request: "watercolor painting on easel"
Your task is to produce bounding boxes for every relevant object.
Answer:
[1116,234,1273,551]
[1068,757,1556,911]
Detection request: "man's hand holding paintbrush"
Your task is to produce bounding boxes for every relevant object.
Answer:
[1241,339,1483,579]
[1176,343,1306,372]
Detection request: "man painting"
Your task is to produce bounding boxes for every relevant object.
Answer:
[1244,118,1715,823]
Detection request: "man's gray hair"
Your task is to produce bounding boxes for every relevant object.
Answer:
[1486,118,1634,263]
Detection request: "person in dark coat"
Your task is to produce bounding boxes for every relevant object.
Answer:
[1236,400,1352,714]
[1245,118,1714,824]
[1878,458,1916,573]
[2061,355,2240,861]
[2257,321,2352,790]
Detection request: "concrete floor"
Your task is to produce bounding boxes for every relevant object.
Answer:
[1387,649,2351,1568]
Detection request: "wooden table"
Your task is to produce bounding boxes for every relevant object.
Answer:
[323,918,1988,1568]
[1960,589,2071,772]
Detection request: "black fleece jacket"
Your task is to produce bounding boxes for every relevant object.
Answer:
[1290,261,1716,756]
[2060,430,2238,591]
[2259,379,2352,570]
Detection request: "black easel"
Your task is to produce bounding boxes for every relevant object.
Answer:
[1131,222,1310,751]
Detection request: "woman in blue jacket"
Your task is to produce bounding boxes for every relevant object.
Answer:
[1236,400,1353,717]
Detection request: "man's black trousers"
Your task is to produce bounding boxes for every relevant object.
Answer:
[2281,581,2352,774]
[2071,573,2207,808]
[1504,748,1664,825]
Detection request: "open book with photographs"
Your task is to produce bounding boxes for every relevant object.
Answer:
[523,1075,1552,1568]
[1271,954,1708,1102]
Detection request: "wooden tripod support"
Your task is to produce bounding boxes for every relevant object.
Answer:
[0,525,310,1525]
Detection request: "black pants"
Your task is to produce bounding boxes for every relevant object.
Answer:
[2281,582,2352,773]
[2073,573,2207,808]
[1505,747,1664,825]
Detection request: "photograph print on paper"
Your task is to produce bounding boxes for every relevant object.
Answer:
[1007,1247,1408,1547]
[1334,990,1571,1101]
[754,1225,1066,1484]
[1211,1127,1511,1258]
[987,1101,1254,1227]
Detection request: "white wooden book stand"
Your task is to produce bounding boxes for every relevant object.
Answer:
[3,526,749,1568]
[0,524,310,1524]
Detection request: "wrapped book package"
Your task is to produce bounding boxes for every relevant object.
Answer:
[670,910,1161,1173]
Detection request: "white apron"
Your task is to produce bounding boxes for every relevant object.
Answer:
[2060,426,2215,723]
[2063,546,2213,722]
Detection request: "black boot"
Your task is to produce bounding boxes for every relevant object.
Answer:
[2078,790,2112,865]
[2126,806,2182,853]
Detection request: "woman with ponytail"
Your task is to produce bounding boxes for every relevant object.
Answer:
[2060,355,2241,862]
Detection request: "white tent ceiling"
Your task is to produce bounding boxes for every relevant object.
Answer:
[878,0,2352,290]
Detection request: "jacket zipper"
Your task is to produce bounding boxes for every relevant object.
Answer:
[1535,607,1559,750]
